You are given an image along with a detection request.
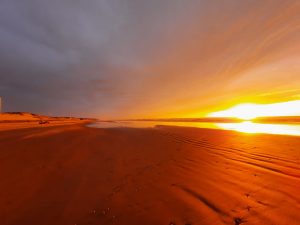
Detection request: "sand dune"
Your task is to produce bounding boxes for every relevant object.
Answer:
[0,112,93,131]
[0,124,299,225]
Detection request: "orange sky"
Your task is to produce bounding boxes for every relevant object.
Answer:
[119,1,300,119]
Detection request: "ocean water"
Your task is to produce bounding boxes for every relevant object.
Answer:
[88,121,300,136]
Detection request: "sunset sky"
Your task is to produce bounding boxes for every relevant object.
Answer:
[0,0,299,119]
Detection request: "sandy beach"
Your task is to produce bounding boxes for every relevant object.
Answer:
[0,113,93,131]
[0,122,299,225]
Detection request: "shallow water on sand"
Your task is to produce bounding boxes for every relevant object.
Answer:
[88,121,300,136]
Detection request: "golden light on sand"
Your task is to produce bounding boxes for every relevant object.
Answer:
[216,121,300,136]
[208,100,300,120]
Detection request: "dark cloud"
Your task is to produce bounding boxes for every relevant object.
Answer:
[0,0,299,118]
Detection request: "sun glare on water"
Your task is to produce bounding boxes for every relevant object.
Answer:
[216,121,300,136]
[207,100,300,135]
[208,100,300,120]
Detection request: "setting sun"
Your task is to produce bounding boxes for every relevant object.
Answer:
[208,100,300,120]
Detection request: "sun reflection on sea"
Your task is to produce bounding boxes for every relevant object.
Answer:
[216,121,300,136]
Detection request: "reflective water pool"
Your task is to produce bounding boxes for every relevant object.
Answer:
[88,121,300,136]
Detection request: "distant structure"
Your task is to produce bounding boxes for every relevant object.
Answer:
[0,97,2,113]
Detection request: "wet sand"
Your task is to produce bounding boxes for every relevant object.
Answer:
[0,124,299,225]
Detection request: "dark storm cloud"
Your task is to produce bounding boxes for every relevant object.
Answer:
[0,0,299,118]
[0,0,188,116]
